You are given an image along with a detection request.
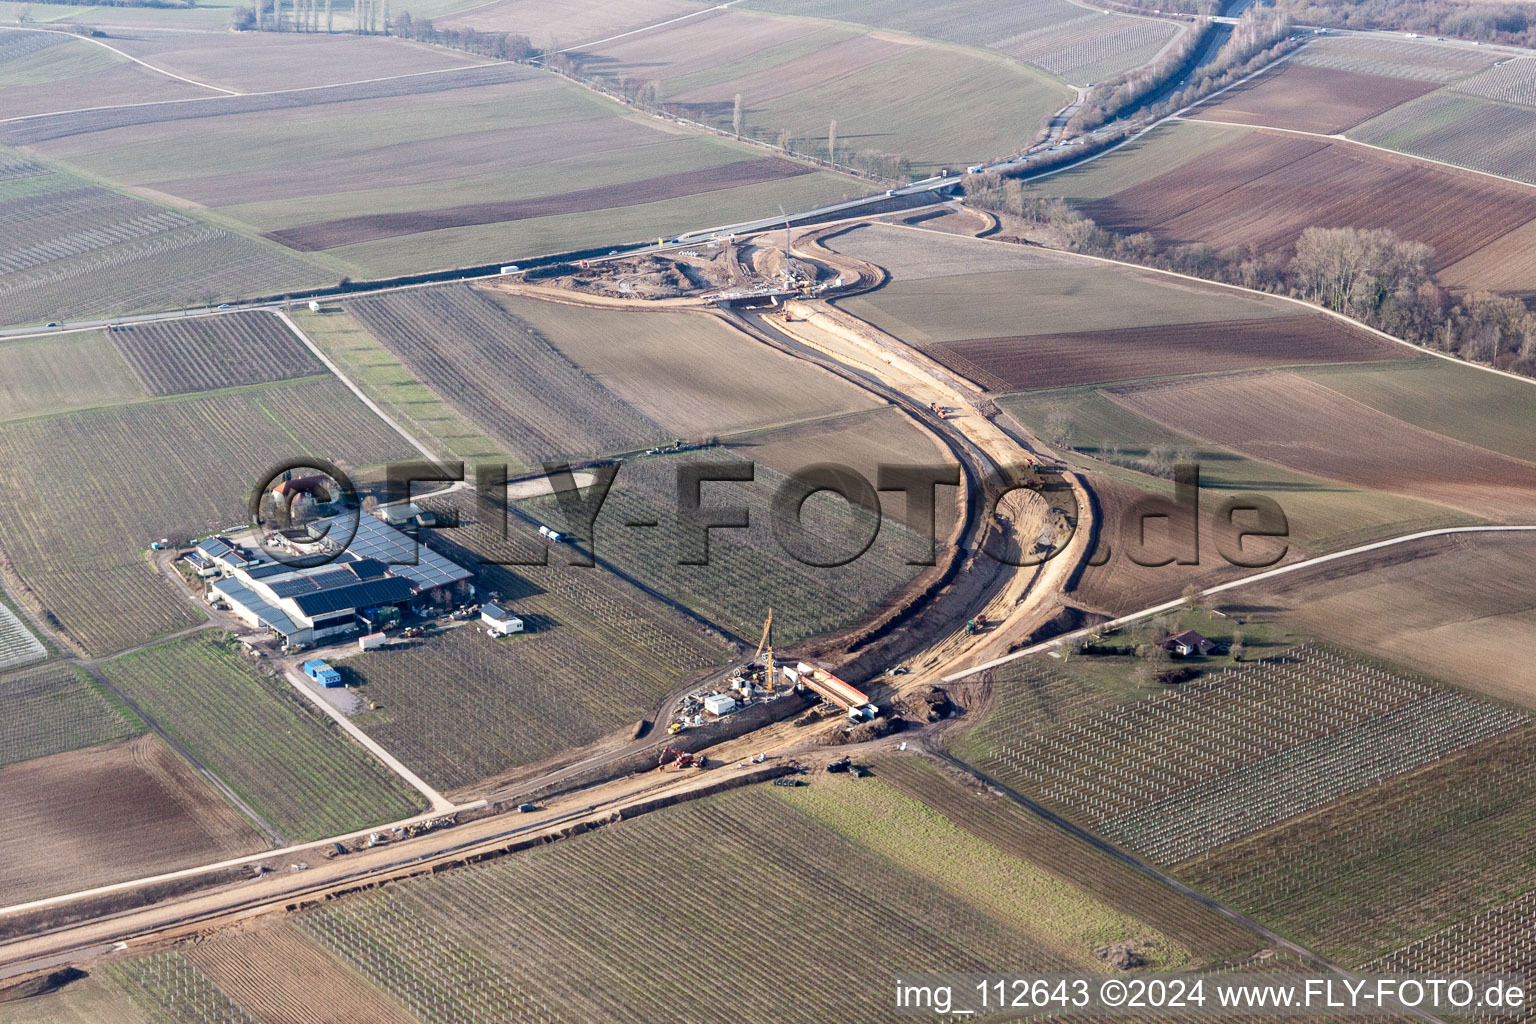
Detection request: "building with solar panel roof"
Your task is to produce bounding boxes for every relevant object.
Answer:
[198,514,474,648]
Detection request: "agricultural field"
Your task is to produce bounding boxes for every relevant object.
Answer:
[1110,372,1536,521]
[1350,88,1536,187]
[837,261,1286,346]
[951,644,1529,906]
[0,160,328,328]
[0,28,213,119]
[345,610,730,792]
[1071,128,1536,278]
[0,734,262,904]
[21,72,859,278]
[481,289,882,439]
[1287,34,1496,82]
[0,662,139,767]
[926,314,1411,393]
[0,376,415,656]
[514,450,933,643]
[109,312,323,396]
[346,285,665,471]
[102,633,425,841]
[289,305,507,464]
[0,599,46,672]
[1020,119,1256,201]
[1184,723,1536,965]
[577,10,1071,173]
[823,221,1067,280]
[0,330,145,421]
[999,387,1474,595]
[1453,56,1536,106]
[743,0,1181,87]
[103,29,490,93]
[440,0,707,47]
[1188,63,1439,135]
[1244,530,1536,706]
[281,779,1199,1022]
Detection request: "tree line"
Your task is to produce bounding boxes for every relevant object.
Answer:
[1273,0,1536,48]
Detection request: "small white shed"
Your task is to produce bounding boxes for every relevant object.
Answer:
[482,603,524,636]
[703,693,737,716]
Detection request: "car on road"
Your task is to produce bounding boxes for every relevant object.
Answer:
[216,303,231,309]
[46,322,59,327]
[608,250,619,256]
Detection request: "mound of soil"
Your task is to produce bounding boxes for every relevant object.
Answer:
[894,685,954,724]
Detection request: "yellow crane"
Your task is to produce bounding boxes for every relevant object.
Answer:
[753,609,775,690]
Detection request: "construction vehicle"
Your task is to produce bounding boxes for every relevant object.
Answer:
[965,618,979,635]
[668,721,684,735]
[657,745,695,770]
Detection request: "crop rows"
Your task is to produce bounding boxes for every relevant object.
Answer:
[1365,889,1536,988]
[0,29,66,64]
[1455,59,1536,107]
[0,154,45,182]
[966,646,1528,863]
[999,14,1177,84]
[0,377,413,654]
[0,662,138,767]
[1183,726,1536,964]
[300,785,1077,1022]
[516,451,927,643]
[1097,688,1528,863]
[111,311,322,396]
[103,633,424,841]
[0,221,325,328]
[1290,37,1493,82]
[0,208,194,275]
[349,286,664,470]
[1354,91,1536,185]
[105,951,258,1024]
[0,599,44,672]
[0,185,173,253]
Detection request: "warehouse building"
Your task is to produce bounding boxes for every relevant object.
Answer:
[199,515,474,648]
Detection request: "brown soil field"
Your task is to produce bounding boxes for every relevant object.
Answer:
[185,920,418,1024]
[270,156,811,250]
[670,32,910,109]
[1111,372,1536,521]
[105,31,487,93]
[1438,216,1536,299]
[1083,130,1536,272]
[1190,63,1439,135]
[440,0,706,48]
[574,10,818,84]
[1242,531,1536,706]
[927,314,1413,393]
[0,735,262,904]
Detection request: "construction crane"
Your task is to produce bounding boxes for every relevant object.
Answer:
[753,609,775,690]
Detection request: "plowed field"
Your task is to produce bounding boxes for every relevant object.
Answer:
[927,314,1411,392]
[1191,63,1438,134]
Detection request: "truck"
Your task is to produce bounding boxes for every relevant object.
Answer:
[966,164,985,174]
[537,525,564,543]
[358,632,388,652]
[500,265,521,275]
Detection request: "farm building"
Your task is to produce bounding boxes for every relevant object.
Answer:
[201,517,474,647]
[482,603,524,636]
[1164,630,1217,657]
[379,502,438,529]
[303,659,342,687]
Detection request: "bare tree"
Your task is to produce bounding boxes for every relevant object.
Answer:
[827,119,837,165]
[732,93,743,138]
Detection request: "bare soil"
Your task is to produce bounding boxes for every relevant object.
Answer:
[1191,63,1439,135]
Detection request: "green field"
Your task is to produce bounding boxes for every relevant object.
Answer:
[103,633,424,841]
[289,779,1191,1022]
[1300,358,1536,464]
[0,662,142,767]
[0,330,146,422]
[1022,120,1254,200]
[837,264,1284,346]
[0,376,415,656]
[291,306,507,464]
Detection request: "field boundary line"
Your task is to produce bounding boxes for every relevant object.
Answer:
[879,217,1536,391]
[0,800,487,920]
[530,0,740,55]
[0,25,240,96]
[943,524,1536,681]
[1170,111,1536,194]
[273,310,440,463]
